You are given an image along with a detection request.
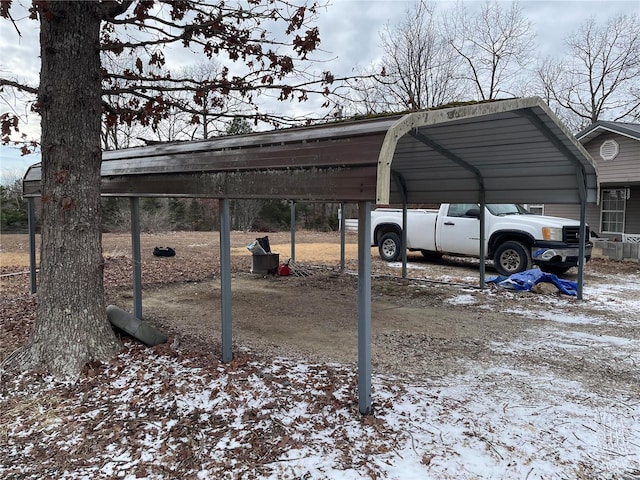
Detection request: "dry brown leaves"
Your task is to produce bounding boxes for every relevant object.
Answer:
[0,341,406,479]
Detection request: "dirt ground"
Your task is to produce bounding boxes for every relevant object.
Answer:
[2,230,639,479]
[2,230,638,395]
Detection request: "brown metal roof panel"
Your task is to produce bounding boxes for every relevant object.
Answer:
[99,166,378,202]
[22,136,384,198]
[100,135,385,176]
[102,116,401,161]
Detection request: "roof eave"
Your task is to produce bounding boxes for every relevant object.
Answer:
[577,123,640,143]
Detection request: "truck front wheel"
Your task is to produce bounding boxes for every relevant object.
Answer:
[379,232,402,262]
[494,241,531,276]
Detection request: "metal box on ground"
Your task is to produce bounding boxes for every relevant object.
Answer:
[251,253,279,274]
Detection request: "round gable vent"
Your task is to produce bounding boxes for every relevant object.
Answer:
[600,139,619,161]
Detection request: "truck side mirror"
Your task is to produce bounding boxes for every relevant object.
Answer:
[465,208,480,218]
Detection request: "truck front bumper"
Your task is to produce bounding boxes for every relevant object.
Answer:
[531,244,593,267]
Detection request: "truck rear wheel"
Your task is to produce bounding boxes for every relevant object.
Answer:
[494,241,531,276]
[379,232,401,262]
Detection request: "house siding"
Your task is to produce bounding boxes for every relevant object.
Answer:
[546,189,640,237]
[585,132,640,185]
[543,203,600,233]
[545,124,639,240]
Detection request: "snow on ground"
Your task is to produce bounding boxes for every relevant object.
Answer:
[1,267,639,479]
[1,343,638,480]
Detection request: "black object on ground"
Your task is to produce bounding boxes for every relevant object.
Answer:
[153,247,176,257]
[256,236,271,253]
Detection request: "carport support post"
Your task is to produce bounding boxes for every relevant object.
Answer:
[357,201,372,415]
[290,201,296,263]
[219,198,233,362]
[479,197,486,288]
[401,204,408,279]
[130,197,143,319]
[27,198,37,294]
[577,200,587,300]
[339,202,346,271]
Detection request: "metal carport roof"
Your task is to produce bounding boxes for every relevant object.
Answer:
[23,97,597,205]
[377,98,597,205]
[22,96,598,415]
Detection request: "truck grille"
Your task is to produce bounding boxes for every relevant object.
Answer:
[563,226,590,245]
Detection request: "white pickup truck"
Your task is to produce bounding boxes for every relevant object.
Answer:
[371,203,592,276]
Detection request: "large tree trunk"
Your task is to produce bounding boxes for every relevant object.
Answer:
[4,2,121,377]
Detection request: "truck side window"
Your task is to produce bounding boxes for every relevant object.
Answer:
[447,204,476,218]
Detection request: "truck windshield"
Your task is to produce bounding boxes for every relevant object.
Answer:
[486,204,529,216]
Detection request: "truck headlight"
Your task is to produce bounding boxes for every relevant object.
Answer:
[542,227,562,241]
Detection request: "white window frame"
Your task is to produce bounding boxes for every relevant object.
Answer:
[600,188,627,234]
[526,204,544,215]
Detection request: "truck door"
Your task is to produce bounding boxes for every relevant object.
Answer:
[437,204,481,256]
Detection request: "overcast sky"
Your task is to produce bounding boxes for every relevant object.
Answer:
[0,0,638,180]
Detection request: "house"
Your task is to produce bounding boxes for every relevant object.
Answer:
[544,121,640,249]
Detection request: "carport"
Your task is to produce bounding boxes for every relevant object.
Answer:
[22,97,597,414]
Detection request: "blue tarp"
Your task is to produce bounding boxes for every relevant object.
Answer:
[486,269,578,296]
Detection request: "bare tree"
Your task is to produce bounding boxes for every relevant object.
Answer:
[336,65,388,116]
[379,0,462,110]
[346,0,533,114]
[101,60,233,147]
[180,63,227,140]
[537,13,640,130]
[154,62,251,142]
[343,1,461,114]
[99,53,152,150]
[0,0,346,378]
[445,0,534,100]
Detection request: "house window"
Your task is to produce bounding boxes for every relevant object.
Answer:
[527,204,544,215]
[601,189,626,233]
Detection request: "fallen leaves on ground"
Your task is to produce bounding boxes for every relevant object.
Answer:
[0,341,407,480]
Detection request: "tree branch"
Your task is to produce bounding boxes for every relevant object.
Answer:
[100,1,135,21]
[0,78,38,95]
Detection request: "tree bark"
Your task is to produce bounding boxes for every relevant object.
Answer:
[3,2,121,377]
